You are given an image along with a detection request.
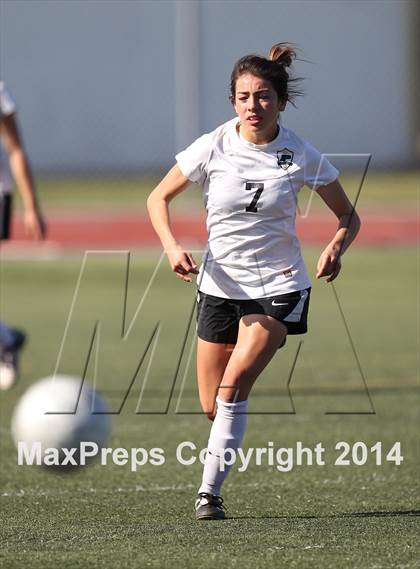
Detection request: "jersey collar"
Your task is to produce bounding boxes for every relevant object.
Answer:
[234,119,283,151]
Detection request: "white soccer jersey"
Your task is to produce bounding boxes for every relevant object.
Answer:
[176,117,339,299]
[0,81,17,196]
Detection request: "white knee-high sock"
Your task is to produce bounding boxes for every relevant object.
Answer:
[198,396,248,496]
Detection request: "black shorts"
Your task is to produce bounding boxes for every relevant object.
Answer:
[196,288,311,344]
[0,194,13,240]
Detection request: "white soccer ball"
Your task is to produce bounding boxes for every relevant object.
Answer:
[11,375,111,466]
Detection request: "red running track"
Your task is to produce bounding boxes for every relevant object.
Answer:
[6,210,419,249]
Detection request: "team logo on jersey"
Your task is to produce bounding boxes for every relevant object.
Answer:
[276,148,294,170]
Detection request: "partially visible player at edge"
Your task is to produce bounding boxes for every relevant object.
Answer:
[0,81,46,390]
[147,43,361,520]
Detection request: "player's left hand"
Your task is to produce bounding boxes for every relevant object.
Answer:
[24,207,47,240]
[316,247,342,283]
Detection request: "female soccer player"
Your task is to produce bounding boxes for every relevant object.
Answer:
[0,81,46,389]
[147,43,360,520]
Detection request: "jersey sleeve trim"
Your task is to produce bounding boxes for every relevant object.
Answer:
[301,138,340,191]
[308,157,339,191]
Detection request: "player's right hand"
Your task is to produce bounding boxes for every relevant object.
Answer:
[166,247,199,283]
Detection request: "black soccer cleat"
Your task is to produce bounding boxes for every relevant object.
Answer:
[195,492,226,520]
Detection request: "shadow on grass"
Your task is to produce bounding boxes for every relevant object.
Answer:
[227,509,420,521]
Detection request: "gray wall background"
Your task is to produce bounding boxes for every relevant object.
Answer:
[1,0,419,173]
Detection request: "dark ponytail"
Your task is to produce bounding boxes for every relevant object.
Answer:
[230,42,303,106]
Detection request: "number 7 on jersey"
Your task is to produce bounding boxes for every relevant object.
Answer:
[245,182,264,212]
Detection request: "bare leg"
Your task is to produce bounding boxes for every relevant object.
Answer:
[196,315,287,501]
[196,338,235,420]
[218,314,287,402]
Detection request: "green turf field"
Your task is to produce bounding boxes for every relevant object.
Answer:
[10,170,420,213]
[0,247,418,568]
